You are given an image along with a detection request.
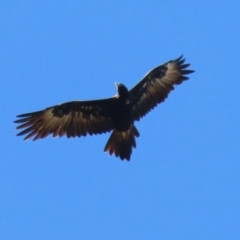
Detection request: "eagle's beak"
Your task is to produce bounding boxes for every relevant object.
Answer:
[115,82,120,88]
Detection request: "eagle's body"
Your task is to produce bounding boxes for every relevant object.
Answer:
[14,56,194,160]
[111,84,133,131]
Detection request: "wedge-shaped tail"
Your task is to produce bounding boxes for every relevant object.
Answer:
[104,125,140,161]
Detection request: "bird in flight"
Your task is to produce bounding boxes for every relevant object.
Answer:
[14,56,194,161]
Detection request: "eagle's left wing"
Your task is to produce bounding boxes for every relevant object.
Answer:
[129,56,194,121]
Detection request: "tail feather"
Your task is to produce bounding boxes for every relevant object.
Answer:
[104,125,140,161]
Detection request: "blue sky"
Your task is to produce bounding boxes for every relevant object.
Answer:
[1,1,240,239]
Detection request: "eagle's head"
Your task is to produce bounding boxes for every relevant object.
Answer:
[115,83,129,98]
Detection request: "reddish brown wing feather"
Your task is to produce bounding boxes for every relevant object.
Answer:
[14,99,115,140]
[129,55,194,121]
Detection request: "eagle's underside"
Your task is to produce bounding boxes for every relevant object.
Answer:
[14,55,194,161]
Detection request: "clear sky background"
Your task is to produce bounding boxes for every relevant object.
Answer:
[1,1,240,239]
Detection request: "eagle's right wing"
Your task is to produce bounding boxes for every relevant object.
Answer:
[14,98,116,140]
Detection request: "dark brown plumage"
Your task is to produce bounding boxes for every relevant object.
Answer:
[14,55,194,161]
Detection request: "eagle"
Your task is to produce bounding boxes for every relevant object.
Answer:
[14,56,194,161]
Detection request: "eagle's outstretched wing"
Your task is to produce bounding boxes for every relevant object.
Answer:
[14,99,115,140]
[129,56,194,121]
